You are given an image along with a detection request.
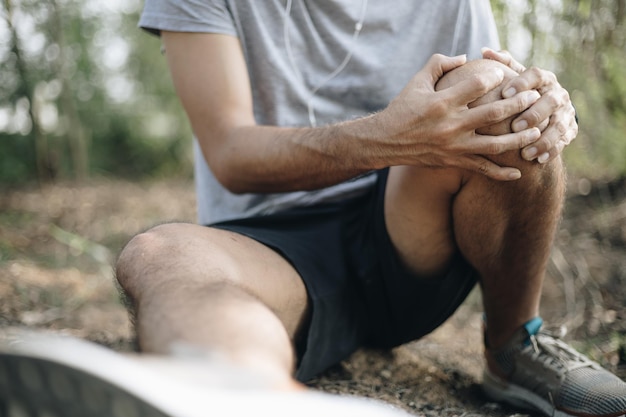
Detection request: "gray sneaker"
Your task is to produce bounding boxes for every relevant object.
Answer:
[483,318,626,417]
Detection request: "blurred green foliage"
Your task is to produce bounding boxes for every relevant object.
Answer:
[491,0,626,181]
[0,0,625,186]
[0,0,192,186]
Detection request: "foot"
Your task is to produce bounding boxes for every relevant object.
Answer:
[0,328,405,417]
[483,317,626,417]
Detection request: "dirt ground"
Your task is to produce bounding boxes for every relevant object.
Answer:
[1,178,625,416]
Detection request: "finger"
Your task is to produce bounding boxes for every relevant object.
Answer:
[535,139,567,164]
[438,67,506,106]
[458,128,541,156]
[481,47,526,73]
[461,154,522,181]
[463,90,541,129]
[522,109,578,163]
[510,87,569,132]
[423,53,467,86]
[501,66,558,98]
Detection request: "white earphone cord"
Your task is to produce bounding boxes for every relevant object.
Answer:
[283,0,369,127]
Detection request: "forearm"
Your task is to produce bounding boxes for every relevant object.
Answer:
[203,114,391,194]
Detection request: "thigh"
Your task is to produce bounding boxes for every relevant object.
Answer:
[205,226,310,339]
[212,203,370,382]
[348,169,477,348]
[123,222,309,340]
[384,164,466,278]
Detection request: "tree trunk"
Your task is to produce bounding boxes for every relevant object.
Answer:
[4,0,55,182]
[49,0,90,181]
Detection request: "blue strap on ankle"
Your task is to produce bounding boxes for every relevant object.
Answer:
[523,317,543,345]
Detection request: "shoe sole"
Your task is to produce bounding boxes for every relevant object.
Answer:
[0,328,202,417]
[482,370,577,417]
[0,328,408,417]
[1,353,171,417]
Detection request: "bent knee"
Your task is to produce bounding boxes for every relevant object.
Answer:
[116,223,177,292]
[116,223,245,296]
[489,150,564,189]
[116,223,210,292]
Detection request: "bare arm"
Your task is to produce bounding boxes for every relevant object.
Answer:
[162,32,542,193]
[162,32,387,193]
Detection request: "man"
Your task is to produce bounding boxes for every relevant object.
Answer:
[113,1,626,415]
[5,2,622,417]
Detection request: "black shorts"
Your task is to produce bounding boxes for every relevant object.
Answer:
[211,169,477,382]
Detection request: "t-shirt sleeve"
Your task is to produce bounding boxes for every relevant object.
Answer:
[139,0,237,37]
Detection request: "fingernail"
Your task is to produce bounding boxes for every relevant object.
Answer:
[538,152,550,163]
[513,120,528,131]
[509,171,522,180]
[527,90,541,102]
[524,146,538,160]
[503,87,516,98]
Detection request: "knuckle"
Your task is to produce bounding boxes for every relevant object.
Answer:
[477,162,491,175]
[486,104,507,122]
[471,73,492,94]
[528,66,543,80]
[517,94,541,117]
[544,92,561,109]
[568,102,576,116]
[555,118,569,135]
[529,66,552,83]
[547,71,558,85]
[547,114,565,134]
[543,90,569,109]
[485,141,504,155]
[429,98,449,117]
[539,129,556,147]
[523,128,540,144]
[527,109,543,124]
[439,122,460,144]
[542,69,557,85]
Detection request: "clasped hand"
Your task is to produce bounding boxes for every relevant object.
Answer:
[380,51,577,181]
[482,47,578,165]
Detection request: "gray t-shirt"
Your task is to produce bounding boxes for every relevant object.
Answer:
[139,0,500,224]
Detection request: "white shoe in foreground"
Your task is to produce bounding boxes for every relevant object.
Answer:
[0,328,408,417]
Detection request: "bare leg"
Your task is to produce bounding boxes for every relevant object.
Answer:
[116,224,309,387]
[385,153,565,349]
[454,155,565,347]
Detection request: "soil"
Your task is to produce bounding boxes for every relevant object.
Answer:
[1,178,625,416]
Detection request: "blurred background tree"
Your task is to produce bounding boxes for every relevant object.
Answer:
[0,0,624,186]
[0,0,191,186]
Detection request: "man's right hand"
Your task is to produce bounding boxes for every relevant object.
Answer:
[377,54,542,181]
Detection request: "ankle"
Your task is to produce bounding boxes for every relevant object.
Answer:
[484,316,542,350]
[484,317,544,376]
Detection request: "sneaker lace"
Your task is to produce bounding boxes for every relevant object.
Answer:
[526,326,597,379]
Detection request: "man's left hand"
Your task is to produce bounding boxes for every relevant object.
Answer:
[482,47,578,164]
